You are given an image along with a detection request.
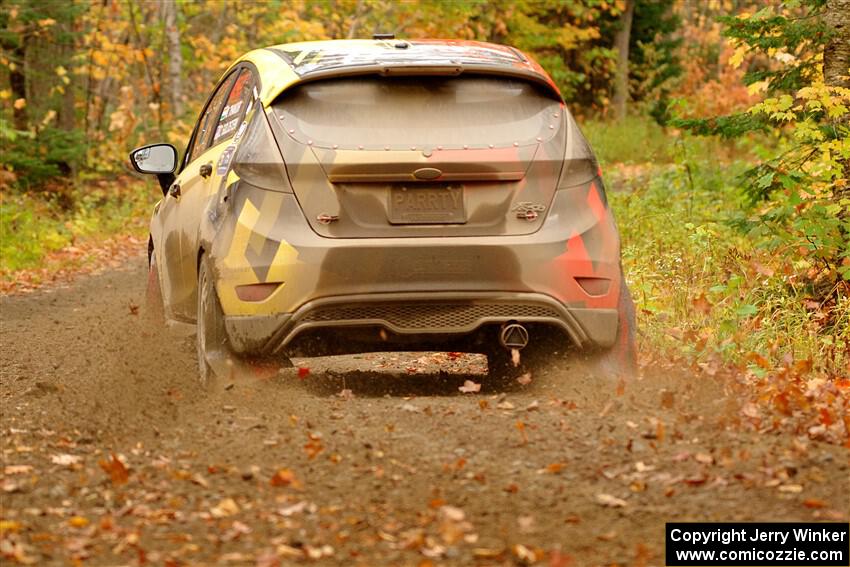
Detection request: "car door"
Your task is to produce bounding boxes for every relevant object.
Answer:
[162,67,257,319]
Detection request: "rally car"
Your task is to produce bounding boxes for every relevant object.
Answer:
[130,38,636,385]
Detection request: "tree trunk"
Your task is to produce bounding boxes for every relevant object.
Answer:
[162,0,183,118]
[822,0,850,273]
[6,40,28,131]
[823,0,850,90]
[612,0,635,121]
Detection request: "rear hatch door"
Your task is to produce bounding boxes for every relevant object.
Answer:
[270,75,567,237]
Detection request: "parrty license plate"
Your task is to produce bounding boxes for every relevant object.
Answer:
[389,184,465,224]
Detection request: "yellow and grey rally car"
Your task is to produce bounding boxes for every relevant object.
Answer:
[130,38,636,385]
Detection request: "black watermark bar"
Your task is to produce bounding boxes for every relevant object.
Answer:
[666,523,849,566]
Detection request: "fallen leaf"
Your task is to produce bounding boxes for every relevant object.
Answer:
[297,367,310,379]
[515,421,528,445]
[692,293,712,315]
[802,498,827,509]
[458,380,481,394]
[303,434,324,460]
[694,453,714,465]
[542,462,565,474]
[3,465,33,475]
[211,498,240,518]
[596,493,627,508]
[270,468,301,489]
[51,454,80,466]
[516,372,532,385]
[98,453,129,485]
[68,516,89,528]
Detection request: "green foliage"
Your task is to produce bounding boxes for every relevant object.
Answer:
[672,1,850,285]
[629,0,683,123]
[718,1,827,93]
[3,127,85,188]
[671,112,769,138]
[0,181,152,274]
[611,133,849,375]
[583,115,677,165]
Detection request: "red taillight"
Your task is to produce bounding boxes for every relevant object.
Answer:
[235,283,281,302]
[575,277,610,296]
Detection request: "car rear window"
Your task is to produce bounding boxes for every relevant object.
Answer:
[272,76,562,150]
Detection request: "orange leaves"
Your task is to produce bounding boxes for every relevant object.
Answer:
[692,292,712,315]
[303,433,324,460]
[540,462,565,475]
[515,421,528,445]
[269,468,302,489]
[98,453,129,485]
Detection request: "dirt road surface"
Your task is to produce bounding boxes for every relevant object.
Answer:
[1,256,848,565]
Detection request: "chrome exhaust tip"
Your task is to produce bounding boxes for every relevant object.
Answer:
[499,322,529,350]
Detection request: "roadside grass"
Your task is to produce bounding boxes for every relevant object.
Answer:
[0,176,155,281]
[594,123,850,379]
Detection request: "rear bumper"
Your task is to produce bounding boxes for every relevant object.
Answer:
[211,183,624,356]
[224,291,618,355]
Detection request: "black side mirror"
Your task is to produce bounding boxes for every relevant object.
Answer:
[129,143,178,195]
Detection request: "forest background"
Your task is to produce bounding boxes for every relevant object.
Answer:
[1,0,848,436]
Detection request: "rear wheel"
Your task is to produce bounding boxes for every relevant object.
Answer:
[197,255,230,387]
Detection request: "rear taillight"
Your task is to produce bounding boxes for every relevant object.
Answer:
[231,111,293,193]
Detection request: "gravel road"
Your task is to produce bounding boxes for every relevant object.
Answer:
[1,256,847,565]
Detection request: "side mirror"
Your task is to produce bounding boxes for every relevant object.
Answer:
[130,143,177,174]
[129,143,178,195]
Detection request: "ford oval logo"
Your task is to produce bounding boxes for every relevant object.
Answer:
[413,167,442,180]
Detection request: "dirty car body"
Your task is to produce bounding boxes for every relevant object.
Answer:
[133,39,636,380]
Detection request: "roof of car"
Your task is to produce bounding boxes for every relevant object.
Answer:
[233,39,561,105]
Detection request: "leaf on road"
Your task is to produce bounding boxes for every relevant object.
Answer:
[516,372,532,385]
[303,433,324,460]
[210,498,240,518]
[694,453,714,465]
[539,462,565,475]
[98,453,129,485]
[459,380,481,393]
[51,453,80,466]
[596,493,627,507]
[270,468,302,489]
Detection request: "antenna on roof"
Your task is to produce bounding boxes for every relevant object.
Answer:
[372,33,395,40]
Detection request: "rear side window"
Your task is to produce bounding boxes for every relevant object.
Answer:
[212,69,255,146]
[273,76,562,150]
[189,72,237,164]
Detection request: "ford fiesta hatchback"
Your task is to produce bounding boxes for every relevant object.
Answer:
[130,38,636,385]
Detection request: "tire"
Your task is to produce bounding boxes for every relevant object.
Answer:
[197,254,230,387]
[597,272,638,377]
[145,251,165,324]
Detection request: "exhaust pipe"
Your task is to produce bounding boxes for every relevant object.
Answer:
[499,322,529,351]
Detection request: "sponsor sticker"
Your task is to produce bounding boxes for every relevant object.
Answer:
[216,144,236,175]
